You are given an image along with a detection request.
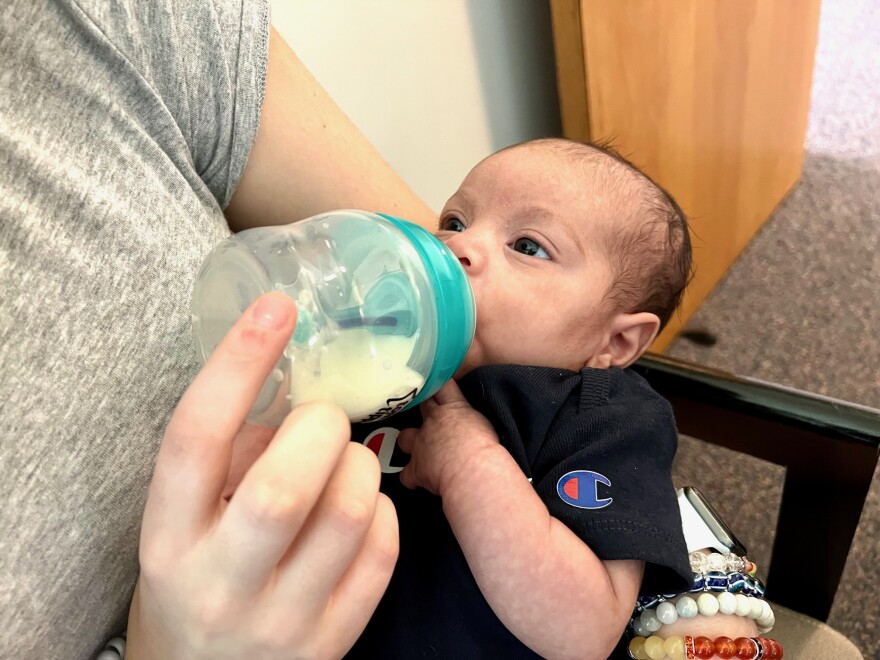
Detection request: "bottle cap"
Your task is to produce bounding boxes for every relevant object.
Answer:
[378,214,476,408]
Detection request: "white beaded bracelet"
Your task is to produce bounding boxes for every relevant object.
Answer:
[630,592,775,637]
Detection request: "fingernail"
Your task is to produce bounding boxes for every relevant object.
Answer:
[251,294,291,329]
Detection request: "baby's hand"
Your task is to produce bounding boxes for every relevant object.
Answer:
[398,380,499,496]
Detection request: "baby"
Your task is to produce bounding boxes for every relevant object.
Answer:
[346,138,696,659]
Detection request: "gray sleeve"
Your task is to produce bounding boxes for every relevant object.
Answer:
[69,0,269,207]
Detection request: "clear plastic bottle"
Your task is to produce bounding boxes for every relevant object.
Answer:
[191,210,475,425]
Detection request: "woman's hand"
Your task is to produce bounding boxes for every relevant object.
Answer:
[127,293,398,659]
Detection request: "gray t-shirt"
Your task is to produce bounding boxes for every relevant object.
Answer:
[0,0,269,656]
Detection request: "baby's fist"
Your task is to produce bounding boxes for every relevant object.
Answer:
[398,380,498,495]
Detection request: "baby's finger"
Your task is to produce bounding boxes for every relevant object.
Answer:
[399,463,419,490]
[431,379,467,405]
[210,401,351,597]
[395,427,417,454]
[271,443,382,616]
[143,294,297,546]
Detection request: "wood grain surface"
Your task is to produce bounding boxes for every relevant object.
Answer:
[550,0,821,350]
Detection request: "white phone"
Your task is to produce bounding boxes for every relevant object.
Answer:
[677,486,747,556]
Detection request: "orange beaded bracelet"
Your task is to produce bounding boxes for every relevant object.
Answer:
[628,634,783,659]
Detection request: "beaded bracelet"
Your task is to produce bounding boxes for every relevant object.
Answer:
[692,571,766,598]
[628,635,783,660]
[689,552,758,577]
[96,635,126,659]
[635,570,766,614]
[636,551,763,614]
[630,592,775,637]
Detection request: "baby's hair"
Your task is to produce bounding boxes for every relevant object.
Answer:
[507,138,693,332]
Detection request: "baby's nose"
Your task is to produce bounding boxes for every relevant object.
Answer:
[445,235,485,275]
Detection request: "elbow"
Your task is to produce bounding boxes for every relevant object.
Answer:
[531,607,630,660]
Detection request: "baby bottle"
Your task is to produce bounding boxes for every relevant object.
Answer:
[190,210,475,425]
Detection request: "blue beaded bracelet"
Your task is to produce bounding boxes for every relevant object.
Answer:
[693,571,766,597]
[634,571,766,613]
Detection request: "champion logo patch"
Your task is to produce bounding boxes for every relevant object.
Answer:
[362,427,407,474]
[556,470,612,509]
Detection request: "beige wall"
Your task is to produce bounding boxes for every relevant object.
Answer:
[272,0,561,213]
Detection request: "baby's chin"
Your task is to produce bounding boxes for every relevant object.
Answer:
[452,348,484,380]
[452,361,477,380]
[452,346,527,379]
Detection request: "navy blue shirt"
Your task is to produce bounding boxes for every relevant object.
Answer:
[346,365,691,658]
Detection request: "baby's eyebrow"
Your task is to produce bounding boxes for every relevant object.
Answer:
[515,204,554,220]
[442,191,471,214]
[515,205,585,255]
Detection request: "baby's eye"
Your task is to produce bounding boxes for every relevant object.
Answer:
[442,217,467,232]
[512,237,550,259]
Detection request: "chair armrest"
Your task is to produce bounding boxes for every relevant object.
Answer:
[632,353,880,621]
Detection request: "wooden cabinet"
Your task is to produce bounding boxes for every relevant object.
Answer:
[549,0,821,350]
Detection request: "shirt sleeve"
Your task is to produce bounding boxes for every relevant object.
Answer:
[460,365,692,597]
[532,369,692,596]
[70,0,269,207]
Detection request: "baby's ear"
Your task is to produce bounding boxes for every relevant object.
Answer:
[590,312,660,369]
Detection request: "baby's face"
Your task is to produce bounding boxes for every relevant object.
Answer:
[438,145,619,375]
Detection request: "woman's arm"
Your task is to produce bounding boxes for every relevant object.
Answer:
[224,28,437,233]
